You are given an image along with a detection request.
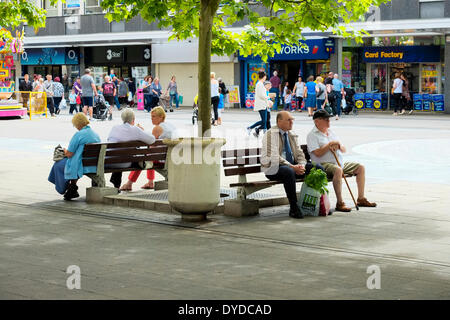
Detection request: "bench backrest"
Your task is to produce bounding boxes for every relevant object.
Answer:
[222,145,311,176]
[82,139,167,167]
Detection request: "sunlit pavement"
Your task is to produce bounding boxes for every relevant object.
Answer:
[1,107,450,299]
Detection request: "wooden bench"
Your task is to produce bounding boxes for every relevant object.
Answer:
[82,140,168,202]
[221,145,354,216]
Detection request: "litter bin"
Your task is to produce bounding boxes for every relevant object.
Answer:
[354,93,365,109]
[137,89,144,110]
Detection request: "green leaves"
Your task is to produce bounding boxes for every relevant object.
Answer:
[304,168,329,195]
[0,0,46,32]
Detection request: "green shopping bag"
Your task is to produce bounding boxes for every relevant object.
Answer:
[178,94,183,105]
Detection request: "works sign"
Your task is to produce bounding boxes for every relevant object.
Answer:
[238,38,333,61]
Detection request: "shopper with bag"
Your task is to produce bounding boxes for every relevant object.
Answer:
[306,110,377,212]
[261,111,325,219]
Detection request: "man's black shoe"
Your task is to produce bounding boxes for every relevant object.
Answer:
[64,184,79,200]
[289,206,304,219]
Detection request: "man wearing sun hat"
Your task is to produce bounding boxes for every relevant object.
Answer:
[306,110,376,212]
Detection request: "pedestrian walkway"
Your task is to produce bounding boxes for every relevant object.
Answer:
[1,109,450,299]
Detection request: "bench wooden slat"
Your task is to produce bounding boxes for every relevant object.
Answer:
[105,146,168,157]
[222,148,261,158]
[224,165,261,176]
[222,157,260,167]
[82,153,167,166]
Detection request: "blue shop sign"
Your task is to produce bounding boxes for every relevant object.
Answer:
[239,39,331,61]
[362,46,440,63]
[21,48,79,65]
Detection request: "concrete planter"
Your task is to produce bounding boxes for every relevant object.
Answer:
[163,137,226,222]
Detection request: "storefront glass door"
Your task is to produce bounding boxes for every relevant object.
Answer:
[371,64,387,93]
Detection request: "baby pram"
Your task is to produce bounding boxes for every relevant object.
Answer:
[191,95,214,125]
[343,87,356,115]
[158,93,173,112]
[93,95,110,121]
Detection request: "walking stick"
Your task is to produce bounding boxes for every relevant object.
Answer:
[330,149,359,211]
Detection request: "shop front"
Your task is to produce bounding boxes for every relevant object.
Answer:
[239,38,334,108]
[84,45,151,86]
[362,45,443,110]
[21,47,80,88]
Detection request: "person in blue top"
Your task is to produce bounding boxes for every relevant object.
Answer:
[48,113,101,200]
[217,87,224,125]
[332,74,345,120]
[304,75,317,117]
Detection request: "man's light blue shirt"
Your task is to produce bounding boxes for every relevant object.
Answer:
[332,78,344,92]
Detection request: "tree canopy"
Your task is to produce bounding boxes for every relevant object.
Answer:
[101,0,389,136]
[102,0,388,61]
[0,0,47,40]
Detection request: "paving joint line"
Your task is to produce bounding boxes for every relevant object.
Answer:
[2,200,450,270]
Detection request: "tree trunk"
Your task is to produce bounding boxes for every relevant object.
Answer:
[198,0,219,137]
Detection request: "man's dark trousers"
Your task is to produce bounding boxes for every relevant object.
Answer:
[266,163,324,209]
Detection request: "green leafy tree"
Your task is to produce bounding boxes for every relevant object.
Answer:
[101,0,388,137]
[0,0,47,41]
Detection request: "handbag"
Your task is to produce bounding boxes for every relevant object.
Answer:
[53,144,66,162]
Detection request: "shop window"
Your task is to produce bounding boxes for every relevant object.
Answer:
[419,0,445,19]
[421,64,438,94]
[42,0,58,17]
[85,0,103,14]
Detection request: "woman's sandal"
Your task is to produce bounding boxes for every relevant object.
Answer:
[141,182,155,189]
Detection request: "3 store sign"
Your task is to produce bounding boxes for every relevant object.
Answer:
[106,49,123,61]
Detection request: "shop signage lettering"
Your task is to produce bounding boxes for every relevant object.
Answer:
[105,48,124,61]
[238,38,331,61]
[363,46,440,63]
[279,45,310,55]
[364,51,404,60]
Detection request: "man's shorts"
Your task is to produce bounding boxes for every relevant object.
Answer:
[82,96,94,107]
[321,162,360,177]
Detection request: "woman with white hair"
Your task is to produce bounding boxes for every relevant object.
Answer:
[107,108,156,188]
[48,113,100,200]
[120,106,176,191]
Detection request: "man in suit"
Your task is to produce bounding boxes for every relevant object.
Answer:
[19,74,33,111]
[261,111,324,219]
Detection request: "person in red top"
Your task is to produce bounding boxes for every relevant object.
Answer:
[269,70,281,110]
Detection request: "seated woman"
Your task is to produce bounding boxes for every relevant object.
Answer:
[120,106,177,191]
[48,113,101,200]
[107,108,156,189]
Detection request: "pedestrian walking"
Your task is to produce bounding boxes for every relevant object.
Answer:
[304,75,317,117]
[218,77,229,108]
[332,74,345,120]
[292,76,305,112]
[150,77,162,110]
[102,75,117,110]
[392,72,403,116]
[53,77,65,114]
[284,89,293,111]
[128,77,136,107]
[210,72,220,126]
[282,81,289,101]
[166,75,179,109]
[112,76,121,111]
[69,89,78,114]
[143,75,153,112]
[73,77,82,112]
[269,71,281,110]
[80,68,98,120]
[43,74,56,117]
[118,77,129,108]
[19,74,33,111]
[315,76,328,111]
[400,73,413,114]
[246,71,271,137]
[218,87,224,125]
